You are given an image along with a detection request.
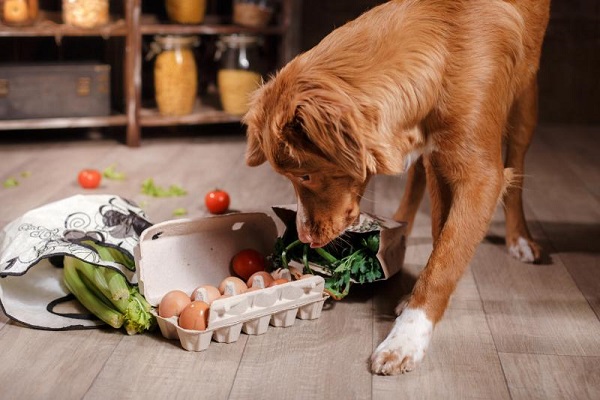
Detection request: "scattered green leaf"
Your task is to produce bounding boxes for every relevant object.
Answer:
[3,178,19,188]
[141,178,187,198]
[172,207,188,216]
[103,164,127,181]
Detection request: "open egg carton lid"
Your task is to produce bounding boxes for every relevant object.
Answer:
[135,211,328,351]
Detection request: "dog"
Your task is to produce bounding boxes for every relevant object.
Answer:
[243,0,550,375]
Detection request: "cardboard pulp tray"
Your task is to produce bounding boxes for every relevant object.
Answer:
[135,212,329,351]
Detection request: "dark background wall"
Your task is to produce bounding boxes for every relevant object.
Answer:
[299,0,600,125]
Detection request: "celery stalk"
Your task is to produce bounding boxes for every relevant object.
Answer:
[63,257,124,328]
[72,258,130,313]
[106,270,130,301]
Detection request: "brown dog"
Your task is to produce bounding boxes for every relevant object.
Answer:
[244,0,550,375]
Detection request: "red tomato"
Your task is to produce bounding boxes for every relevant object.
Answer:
[232,249,265,280]
[78,169,102,189]
[205,189,230,214]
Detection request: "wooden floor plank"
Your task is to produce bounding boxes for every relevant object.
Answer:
[519,129,600,320]
[538,125,600,200]
[228,299,374,400]
[499,352,600,400]
[83,333,248,400]
[373,307,511,400]
[472,238,600,356]
[0,326,122,399]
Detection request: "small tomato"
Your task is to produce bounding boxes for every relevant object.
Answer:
[232,248,265,281]
[78,169,102,189]
[205,189,230,214]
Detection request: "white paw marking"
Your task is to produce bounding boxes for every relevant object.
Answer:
[509,236,535,263]
[371,308,433,375]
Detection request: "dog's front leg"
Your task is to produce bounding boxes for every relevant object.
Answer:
[371,153,505,375]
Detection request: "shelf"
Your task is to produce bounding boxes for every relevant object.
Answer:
[140,102,241,127]
[0,11,127,38]
[0,114,128,130]
[0,0,300,146]
[139,14,287,36]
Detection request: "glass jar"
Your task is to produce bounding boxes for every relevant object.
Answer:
[1,0,38,26]
[62,0,109,28]
[165,0,206,24]
[216,34,263,116]
[232,0,273,28]
[151,35,199,116]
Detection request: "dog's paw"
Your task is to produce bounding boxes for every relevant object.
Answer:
[508,236,541,263]
[370,308,433,375]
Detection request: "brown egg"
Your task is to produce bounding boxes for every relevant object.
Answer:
[269,278,289,287]
[218,276,248,296]
[191,285,221,304]
[246,271,274,289]
[178,301,210,331]
[158,290,191,318]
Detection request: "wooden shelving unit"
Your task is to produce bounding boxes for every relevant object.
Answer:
[0,0,301,146]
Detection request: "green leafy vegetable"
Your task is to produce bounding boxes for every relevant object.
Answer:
[141,178,187,198]
[172,207,188,216]
[272,229,382,300]
[3,178,19,188]
[62,241,156,335]
[103,164,127,181]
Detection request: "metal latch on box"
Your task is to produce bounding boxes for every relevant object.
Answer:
[0,79,8,97]
[77,77,91,96]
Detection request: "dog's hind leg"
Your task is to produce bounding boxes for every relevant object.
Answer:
[503,79,542,263]
[393,156,427,236]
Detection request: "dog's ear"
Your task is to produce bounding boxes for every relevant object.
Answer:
[243,89,267,167]
[294,94,369,181]
[246,129,266,166]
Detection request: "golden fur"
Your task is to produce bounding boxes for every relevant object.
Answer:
[244,0,550,374]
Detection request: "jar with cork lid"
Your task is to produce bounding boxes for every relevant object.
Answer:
[149,35,200,116]
[215,34,264,116]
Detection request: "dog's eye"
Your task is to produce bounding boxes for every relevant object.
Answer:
[298,174,310,182]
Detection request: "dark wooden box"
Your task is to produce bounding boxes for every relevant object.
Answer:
[0,63,111,119]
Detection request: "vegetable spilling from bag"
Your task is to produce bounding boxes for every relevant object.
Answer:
[62,241,156,335]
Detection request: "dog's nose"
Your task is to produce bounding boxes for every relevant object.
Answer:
[297,228,313,244]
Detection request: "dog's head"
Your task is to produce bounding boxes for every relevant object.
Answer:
[243,62,386,247]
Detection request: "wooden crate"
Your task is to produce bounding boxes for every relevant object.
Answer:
[0,63,110,119]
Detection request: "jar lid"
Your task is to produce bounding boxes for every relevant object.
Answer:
[219,34,261,47]
[153,35,200,49]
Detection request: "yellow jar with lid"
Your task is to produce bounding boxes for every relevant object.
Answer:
[216,34,264,116]
[152,35,199,116]
[233,0,273,28]
[1,0,38,26]
[165,0,206,24]
[62,0,109,28]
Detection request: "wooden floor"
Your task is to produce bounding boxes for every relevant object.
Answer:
[0,125,598,399]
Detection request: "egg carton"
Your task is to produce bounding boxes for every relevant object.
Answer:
[155,275,328,351]
[135,211,329,351]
